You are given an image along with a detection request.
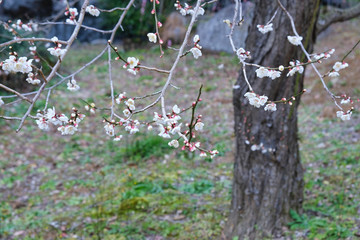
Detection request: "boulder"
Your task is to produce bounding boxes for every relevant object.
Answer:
[196,2,255,53]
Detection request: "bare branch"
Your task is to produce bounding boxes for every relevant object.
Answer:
[0,38,67,49]
[0,83,32,103]
[317,3,360,34]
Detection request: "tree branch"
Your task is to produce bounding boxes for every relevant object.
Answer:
[317,3,360,34]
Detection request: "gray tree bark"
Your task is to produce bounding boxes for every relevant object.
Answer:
[225,0,320,239]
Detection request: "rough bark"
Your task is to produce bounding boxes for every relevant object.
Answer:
[225,0,320,239]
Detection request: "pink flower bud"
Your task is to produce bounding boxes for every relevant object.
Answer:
[151,9,155,14]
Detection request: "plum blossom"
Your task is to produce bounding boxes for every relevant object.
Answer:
[264,102,277,112]
[256,67,270,78]
[114,135,123,141]
[127,57,139,69]
[125,98,135,111]
[65,8,78,24]
[236,48,251,62]
[336,111,352,121]
[147,33,157,43]
[26,73,40,85]
[193,34,200,43]
[67,78,80,91]
[210,149,219,159]
[116,92,126,104]
[200,152,207,157]
[124,120,140,134]
[86,5,100,17]
[173,105,181,114]
[244,92,268,108]
[127,68,137,75]
[168,139,179,148]
[194,122,204,131]
[2,56,33,73]
[47,47,67,58]
[58,125,78,135]
[287,36,303,46]
[340,97,351,105]
[104,123,115,136]
[190,47,202,59]
[123,109,131,117]
[287,60,304,77]
[333,61,348,72]
[268,70,281,80]
[329,71,340,78]
[257,23,273,34]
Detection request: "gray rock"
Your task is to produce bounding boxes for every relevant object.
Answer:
[197,2,255,53]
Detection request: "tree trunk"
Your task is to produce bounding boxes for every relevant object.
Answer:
[226,0,320,239]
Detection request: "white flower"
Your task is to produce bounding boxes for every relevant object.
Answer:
[269,70,281,80]
[223,19,231,27]
[114,135,123,141]
[180,8,187,16]
[26,73,40,85]
[170,123,182,135]
[194,122,204,131]
[340,98,351,105]
[127,68,137,75]
[328,72,340,78]
[65,125,77,135]
[116,92,126,104]
[2,56,33,73]
[67,78,80,91]
[200,152,207,157]
[47,47,67,58]
[36,118,49,131]
[104,123,115,136]
[259,95,268,106]
[127,57,139,68]
[58,125,77,135]
[86,5,100,17]
[123,109,131,117]
[190,47,202,59]
[244,92,256,100]
[172,105,181,114]
[257,23,273,34]
[236,48,250,61]
[256,67,269,78]
[51,36,58,43]
[287,60,304,77]
[66,19,76,25]
[0,97,4,107]
[45,107,56,120]
[147,33,157,43]
[264,102,277,112]
[29,46,36,52]
[125,99,135,110]
[278,65,284,71]
[333,61,348,72]
[336,111,352,121]
[168,140,179,148]
[68,8,78,16]
[249,97,261,108]
[210,149,219,159]
[287,36,303,46]
[341,113,351,121]
[193,34,200,43]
